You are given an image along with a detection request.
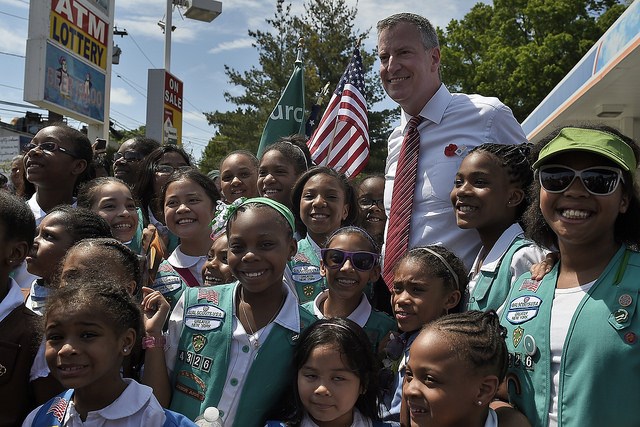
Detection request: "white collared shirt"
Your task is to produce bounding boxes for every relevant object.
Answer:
[383,84,526,270]
[167,245,206,287]
[311,290,371,327]
[166,282,301,424]
[27,194,77,226]
[300,408,372,427]
[22,378,167,426]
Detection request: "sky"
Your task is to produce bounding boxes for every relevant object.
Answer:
[0,0,482,162]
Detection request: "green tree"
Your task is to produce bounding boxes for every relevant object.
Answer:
[202,0,393,174]
[438,0,627,122]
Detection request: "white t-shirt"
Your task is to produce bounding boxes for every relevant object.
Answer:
[547,280,595,427]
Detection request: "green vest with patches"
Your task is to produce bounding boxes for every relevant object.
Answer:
[169,283,316,426]
[500,246,640,427]
[153,260,187,312]
[288,237,325,303]
[467,237,533,312]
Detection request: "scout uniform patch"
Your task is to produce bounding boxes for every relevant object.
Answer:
[192,334,207,352]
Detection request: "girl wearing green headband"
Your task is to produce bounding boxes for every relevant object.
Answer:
[144,197,316,426]
[500,125,640,427]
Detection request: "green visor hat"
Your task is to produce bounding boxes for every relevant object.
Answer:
[532,127,637,175]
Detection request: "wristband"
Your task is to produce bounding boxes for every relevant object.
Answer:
[142,335,167,350]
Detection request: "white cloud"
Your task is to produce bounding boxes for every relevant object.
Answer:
[183,110,209,124]
[110,87,136,105]
[209,37,253,54]
[0,27,26,55]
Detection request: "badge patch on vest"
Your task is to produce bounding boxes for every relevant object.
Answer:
[292,264,322,283]
[513,326,524,348]
[175,370,207,401]
[153,275,183,293]
[197,288,219,304]
[506,295,542,324]
[184,304,225,331]
[519,279,541,293]
[192,334,207,352]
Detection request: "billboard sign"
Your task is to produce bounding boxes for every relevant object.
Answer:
[147,69,183,145]
[24,0,111,124]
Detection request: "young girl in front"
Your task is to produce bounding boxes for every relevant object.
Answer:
[144,197,316,426]
[266,318,395,427]
[497,125,640,427]
[451,143,547,312]
[382,245,467,422]
[25,206,112,315]
[219,150,260,203]
[404,311,508,427]
[161,168,220,287]
[303,226,395,352]
[22,279,194,426]
[287,166,358,303]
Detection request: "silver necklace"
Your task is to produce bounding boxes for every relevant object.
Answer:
[239,287,284,349]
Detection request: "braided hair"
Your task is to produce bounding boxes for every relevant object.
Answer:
[427,310,508,381]
[469,143,534,219]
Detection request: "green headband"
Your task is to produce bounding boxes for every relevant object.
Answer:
[533,127,637,175]
[240,197,296,234]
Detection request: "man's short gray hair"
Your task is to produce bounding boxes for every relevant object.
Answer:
[376,13,439,50]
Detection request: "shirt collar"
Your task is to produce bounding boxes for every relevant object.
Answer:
[168,246,203,268]
[480,223,525,273]
[400,83,451,131]
[311,290,372,328]
[0,278,24,322]
[232,281,301,333]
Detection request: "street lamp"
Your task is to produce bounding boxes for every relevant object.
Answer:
[164,0,222,71]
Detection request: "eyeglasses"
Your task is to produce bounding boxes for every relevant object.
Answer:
[113,151,144,163]
[155,165,191,175]
[320,248,380,272]
[358,197,385,209]
[23,142,77,157]
[538,164,625,196]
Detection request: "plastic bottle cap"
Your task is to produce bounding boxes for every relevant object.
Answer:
[204,407,220,421]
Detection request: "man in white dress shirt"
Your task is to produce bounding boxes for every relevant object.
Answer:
[377,13,527,271]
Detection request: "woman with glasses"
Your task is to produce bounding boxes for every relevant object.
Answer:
[497,125,640,427]
[112,137,160,187]
[23,123,93,225]
[133,145,192,254]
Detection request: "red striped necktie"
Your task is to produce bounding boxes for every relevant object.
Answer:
[383,115,424,286]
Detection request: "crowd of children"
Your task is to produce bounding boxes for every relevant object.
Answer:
[1,122,639,427]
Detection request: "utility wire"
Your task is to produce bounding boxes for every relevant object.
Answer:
[0,10,27,20]
[126,30,157,68]
[0,51,25,58]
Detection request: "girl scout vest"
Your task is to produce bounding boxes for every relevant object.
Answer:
[169,283,316,426]
[467,237,533,312]
[500,246,640,427]
[153,260,187,311]
[288,237,325,303]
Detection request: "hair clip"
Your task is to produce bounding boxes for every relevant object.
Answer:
[209,197,246,240]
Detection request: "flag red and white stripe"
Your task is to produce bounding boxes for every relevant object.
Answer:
[307,48,369,178]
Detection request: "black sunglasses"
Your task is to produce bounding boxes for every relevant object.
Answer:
[538,164,624,196]
[320,248,380,272]
[23,142,77,157]
[113,151,144,163]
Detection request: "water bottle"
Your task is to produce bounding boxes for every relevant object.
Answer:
[194,407,224,427]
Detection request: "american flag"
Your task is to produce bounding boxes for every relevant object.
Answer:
[307,48,369,178]
[46,396,70,422]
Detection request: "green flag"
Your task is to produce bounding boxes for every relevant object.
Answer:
[257,58,305,158]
